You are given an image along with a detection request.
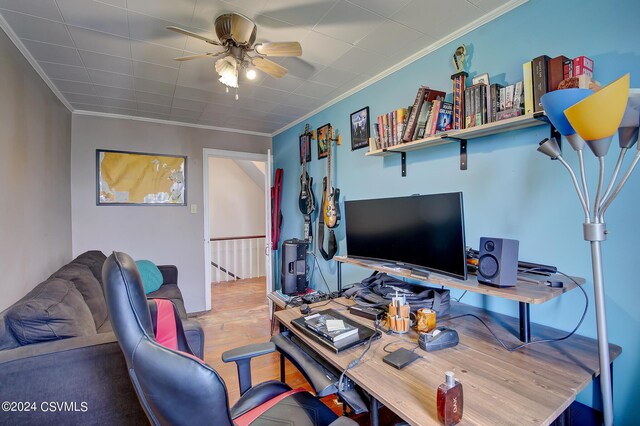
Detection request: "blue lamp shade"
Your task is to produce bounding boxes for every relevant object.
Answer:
[541,88,594,136]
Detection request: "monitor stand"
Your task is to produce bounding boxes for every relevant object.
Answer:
[380,262,431,280]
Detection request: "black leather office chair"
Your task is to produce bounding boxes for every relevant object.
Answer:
[103,251,354,426]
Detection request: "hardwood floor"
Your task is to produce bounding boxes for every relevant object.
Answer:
[195,277,402,425]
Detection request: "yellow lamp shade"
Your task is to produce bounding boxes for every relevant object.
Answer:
[564,74,630,140]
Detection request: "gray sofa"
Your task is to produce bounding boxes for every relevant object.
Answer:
[0,250,204,425]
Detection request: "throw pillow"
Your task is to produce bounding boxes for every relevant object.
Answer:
[136,260,164,294]
[6,279,97,346]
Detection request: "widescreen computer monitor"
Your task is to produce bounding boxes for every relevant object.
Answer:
[344,192,467,280]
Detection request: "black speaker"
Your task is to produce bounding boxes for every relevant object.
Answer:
[477,237,519,287]
[281,239,308,295]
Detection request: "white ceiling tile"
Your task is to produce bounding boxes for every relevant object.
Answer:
[329,46,384,75]
[135,91,173,106]
[56,0,129,38]
[127,11,186,49]
[98,0,126,7]
[22,40,82,65]
[130,40,185,68]
[309,65,358,87]
[1,10,74,46]
[93,84,136,100]
[0,0,63,22]
[176,59,225,90]
[68,26,131,57]
[221,0,268,17]
[87,69,134,89]
[260,73,303,92]
[467,0,509,11]
[79,50,133,74]
[39,61,91,82]
[391,0,483,38]
[385,34,437,66]
[356,20,423,56]
[272,57,323,80]
[133,77,176,96]
[345,0,412,18]
[171,97,207,111]
[137,102,172,115]
[137,111,171,120]
[51,79,97,95]
[100,97,137,109]
[169,107,203,120]
[300,31,352,65]
[293,80,336,98]
[253,14,310,45]
[314,1,381,44]
[62,92,104,105]
[126,0,197,28]
[261,0,338,29]
[173,85,217,102]
[132,61,179,84]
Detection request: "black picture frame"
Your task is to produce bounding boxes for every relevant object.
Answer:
[350,106,370,150]
[96,149,187,206]
[299,134,311,164]
[317,123,331,159]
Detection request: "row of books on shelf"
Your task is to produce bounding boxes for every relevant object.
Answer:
[372,87,453,150]
[368,54,596,153]
[525,54,595,114]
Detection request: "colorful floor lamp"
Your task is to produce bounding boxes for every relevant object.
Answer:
[537,74,632,426]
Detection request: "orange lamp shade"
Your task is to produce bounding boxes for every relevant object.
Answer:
[564,74,630,140]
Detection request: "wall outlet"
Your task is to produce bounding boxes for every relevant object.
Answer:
[190,204,197,214]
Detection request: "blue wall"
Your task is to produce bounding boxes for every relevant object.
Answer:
[273,0,640,421]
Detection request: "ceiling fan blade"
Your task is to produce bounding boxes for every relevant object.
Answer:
[253,57,288,79]
[230,13,255,45]
[173,53,219,62]
[166,26,221,46]
[254,42,302,57]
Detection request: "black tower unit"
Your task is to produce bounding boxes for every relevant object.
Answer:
[281,239,308,295]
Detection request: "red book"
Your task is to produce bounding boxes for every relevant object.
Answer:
[548,55,569,92]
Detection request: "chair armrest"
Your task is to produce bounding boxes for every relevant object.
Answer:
[222,342,276,395]
[222,342,275,363]
[157,265,178,285]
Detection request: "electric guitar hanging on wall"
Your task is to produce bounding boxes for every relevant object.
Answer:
[322,128,341,228]
[298,124,315,215]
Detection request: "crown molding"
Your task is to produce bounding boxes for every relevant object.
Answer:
[73,109,272,137]
[271,0,529,137]
[0,13,74,112]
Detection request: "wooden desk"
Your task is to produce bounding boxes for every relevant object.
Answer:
[333,256,585,343]
[274,298,621,426]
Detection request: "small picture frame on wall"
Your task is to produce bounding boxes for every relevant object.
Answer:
[299,134,311,164]
[350,107,370,150]
[317,123,331,159]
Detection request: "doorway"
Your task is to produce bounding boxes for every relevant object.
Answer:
[202,148,272,312]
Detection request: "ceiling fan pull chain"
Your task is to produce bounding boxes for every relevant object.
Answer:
[235,88,239,100]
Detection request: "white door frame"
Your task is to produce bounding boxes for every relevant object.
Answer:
[202,148,270,311]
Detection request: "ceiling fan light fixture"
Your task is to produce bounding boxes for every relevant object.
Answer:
[215,57,239,88]
[246,68,257,80]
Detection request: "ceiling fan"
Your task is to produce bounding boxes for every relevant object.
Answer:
[167,13,302,95]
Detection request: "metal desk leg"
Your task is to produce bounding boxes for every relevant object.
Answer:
[337,261,342,293]
[519,302,531,343]
[370,397,379,426]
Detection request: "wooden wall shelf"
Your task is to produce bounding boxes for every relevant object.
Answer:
[366,112,556,172]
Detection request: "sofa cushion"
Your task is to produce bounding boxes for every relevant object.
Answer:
[71,250,107,286]
[5,279,97,346]
[51,264,108,329]
[135,260,163,294]
[146,284,187,319]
